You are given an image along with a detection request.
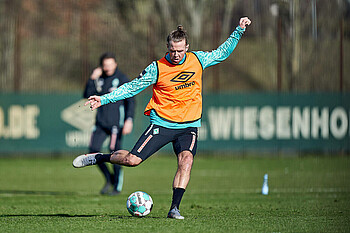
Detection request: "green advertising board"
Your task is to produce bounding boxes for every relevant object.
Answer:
[200,93,350,151]
[0,94,93,152]
[0,93,349,153]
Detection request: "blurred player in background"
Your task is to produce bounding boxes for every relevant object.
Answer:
[83,52,135,195]
[75,17,251,217]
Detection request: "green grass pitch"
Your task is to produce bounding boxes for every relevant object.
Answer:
[0,154,349,232]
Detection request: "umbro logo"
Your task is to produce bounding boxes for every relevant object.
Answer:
[170,72,195,83]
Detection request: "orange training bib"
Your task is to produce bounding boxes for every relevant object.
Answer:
[144,52,203,123]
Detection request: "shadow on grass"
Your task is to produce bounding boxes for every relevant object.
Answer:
[0,190,76,196]
[0,214,162,219]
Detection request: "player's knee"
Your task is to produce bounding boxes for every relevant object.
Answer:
[178,151,193,168]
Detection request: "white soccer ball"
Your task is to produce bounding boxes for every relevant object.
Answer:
[126,191,153,217]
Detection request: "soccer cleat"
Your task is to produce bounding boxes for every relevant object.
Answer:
[167,207,185,220]
[72,153,99,168]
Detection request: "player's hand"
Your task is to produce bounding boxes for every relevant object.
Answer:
[85,95,101,111]
[239,17,251,29]
[90,67,102,80]
[122,118,133,135]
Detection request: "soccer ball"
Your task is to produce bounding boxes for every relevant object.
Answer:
[126,191,153,217]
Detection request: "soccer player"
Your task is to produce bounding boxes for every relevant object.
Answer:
[73,17,251,219]
[84,52,135,195]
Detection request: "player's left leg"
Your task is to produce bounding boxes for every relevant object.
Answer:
[173,150,194,189]
[168,150,193,220]
[168,127,198,219]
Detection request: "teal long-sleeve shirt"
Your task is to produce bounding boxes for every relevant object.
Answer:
[100,26,245,129]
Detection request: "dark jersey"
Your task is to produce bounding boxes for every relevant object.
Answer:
[83,68,135,129]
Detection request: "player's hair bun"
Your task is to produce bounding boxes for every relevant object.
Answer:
[177,25,184,32]
[167,25,188,44]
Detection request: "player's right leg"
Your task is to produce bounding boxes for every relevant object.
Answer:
[110,150,142,167]
[72,150,139,168]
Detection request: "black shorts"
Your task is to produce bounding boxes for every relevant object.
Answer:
[130,124,198,161]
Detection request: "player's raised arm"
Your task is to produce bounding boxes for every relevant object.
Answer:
[193,16,251,69]
[84,95,101,111]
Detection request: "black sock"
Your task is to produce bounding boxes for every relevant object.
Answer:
[170,188,185,210]
[95,153,111,163]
